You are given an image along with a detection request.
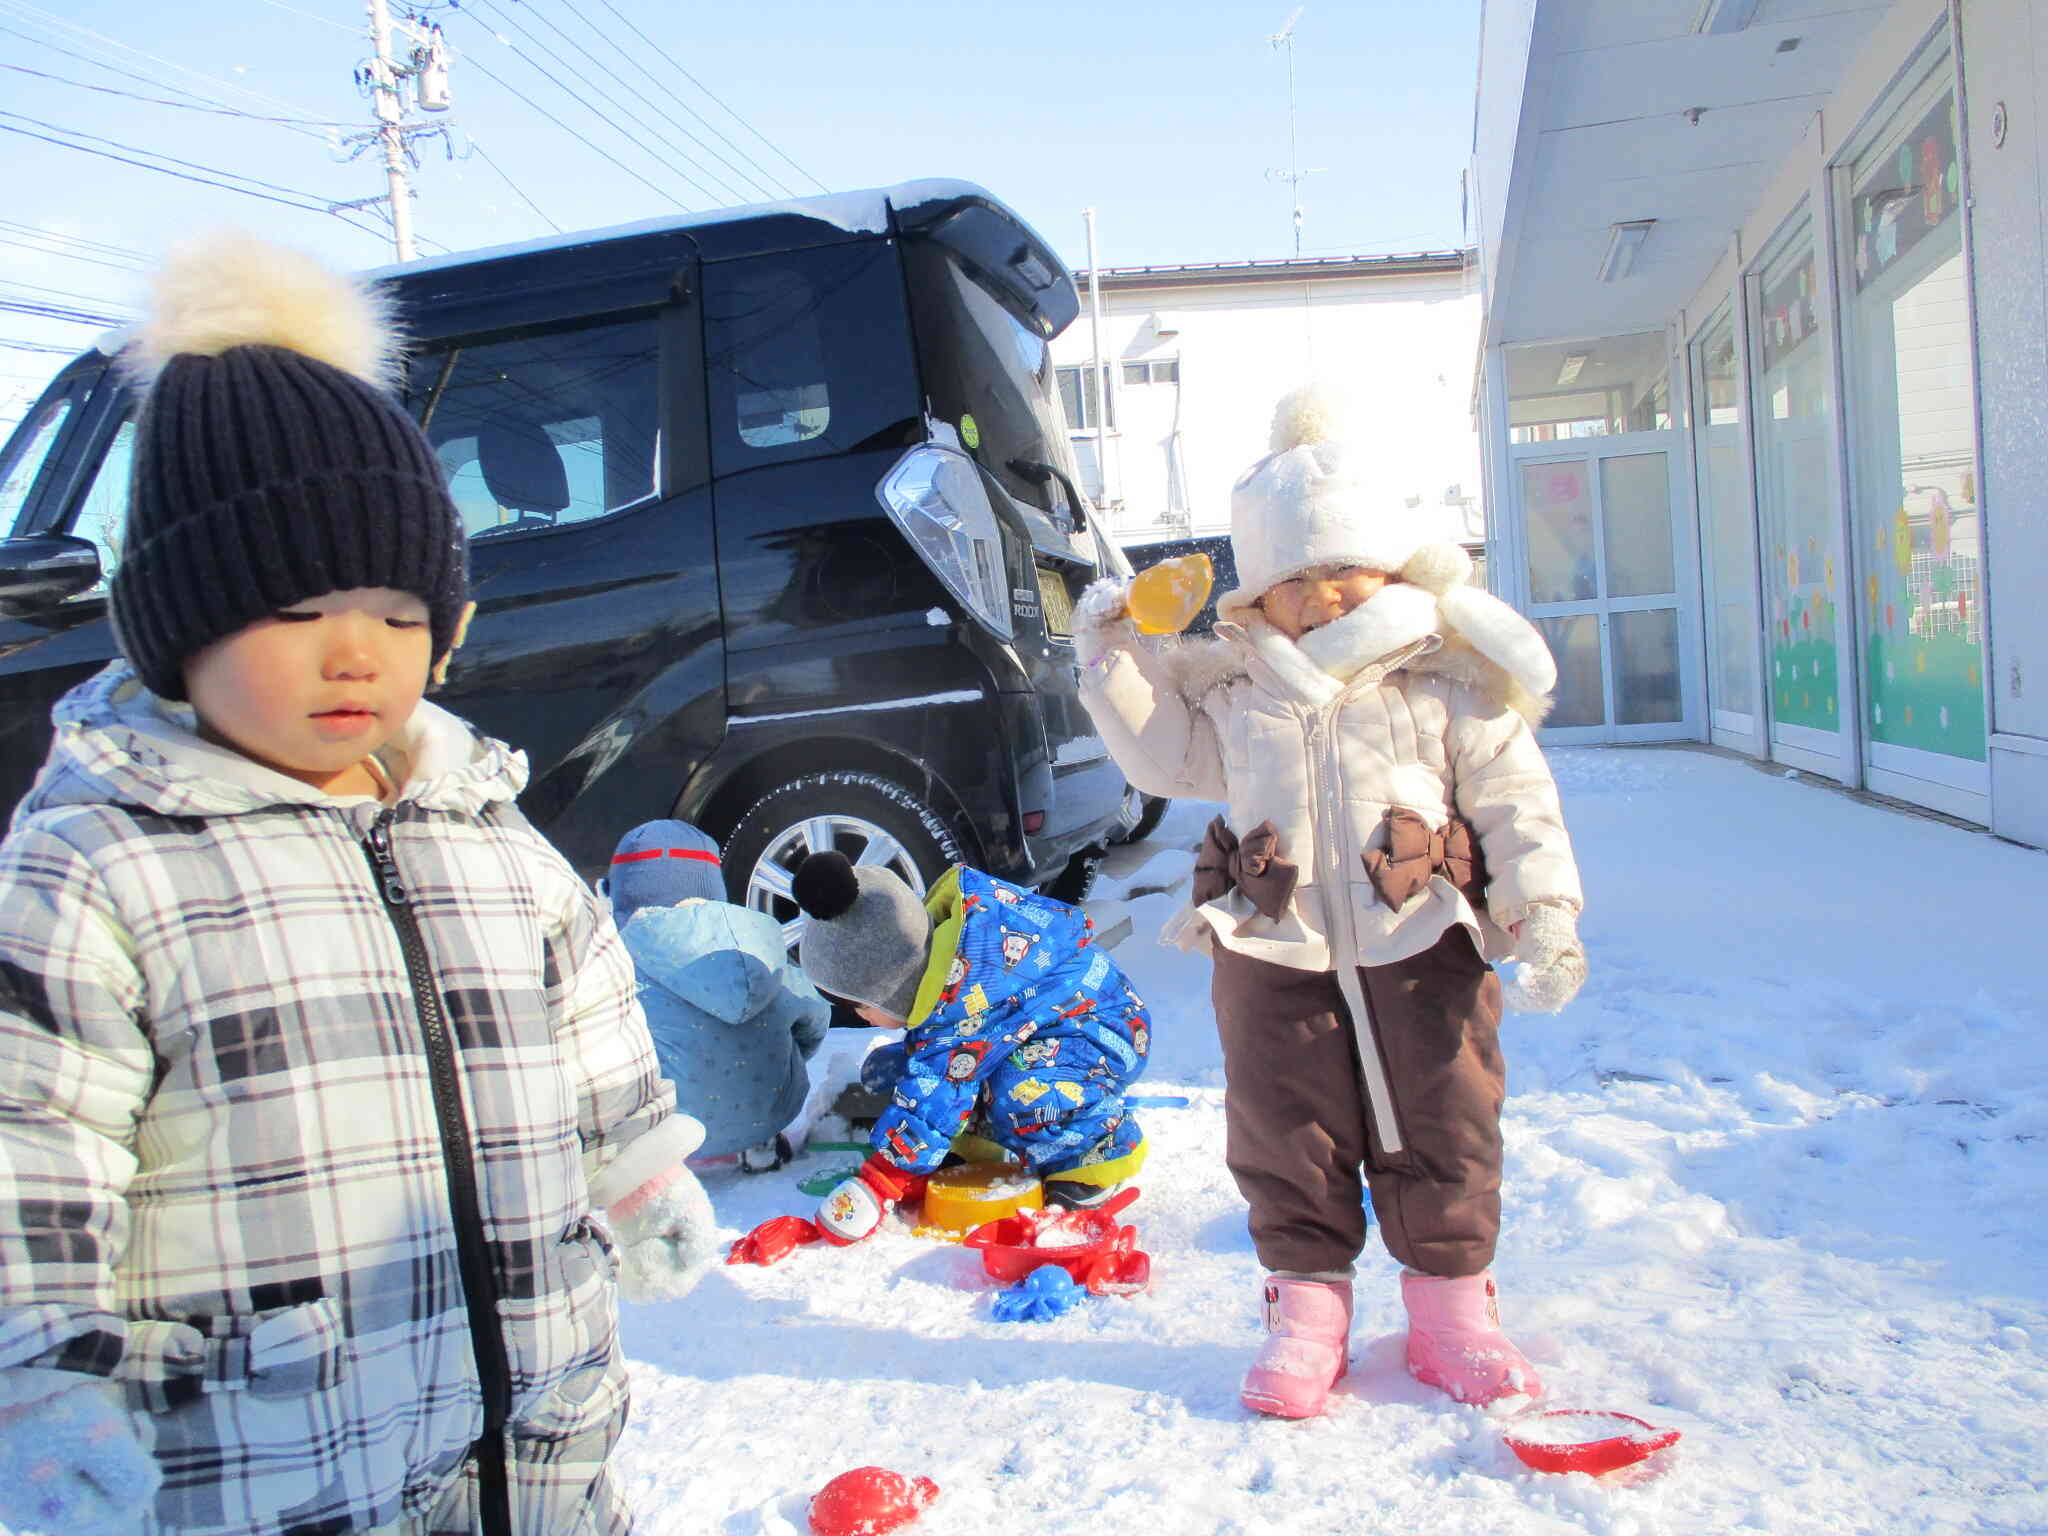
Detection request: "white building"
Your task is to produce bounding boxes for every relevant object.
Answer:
[1049,254,1487,558]
[1471,0,2048,849]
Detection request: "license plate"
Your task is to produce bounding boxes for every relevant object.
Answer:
[1035,564,1075,637]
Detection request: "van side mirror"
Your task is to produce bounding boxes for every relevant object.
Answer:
[0,534,104,617]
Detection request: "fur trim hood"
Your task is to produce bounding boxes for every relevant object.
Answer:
[18,660,526,823]
[1158,574,1556,725]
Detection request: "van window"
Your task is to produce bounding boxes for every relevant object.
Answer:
[908,240,1091,520]
[405,314,661,539]
[0,395,75,535]
[64,418,136,597]
[704,242,920,476]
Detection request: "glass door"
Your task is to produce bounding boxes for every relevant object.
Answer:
[1748,209,1851,779]
[1689,302,1763,750]
[1514,437,1692,741]
[1836,39,1988,820]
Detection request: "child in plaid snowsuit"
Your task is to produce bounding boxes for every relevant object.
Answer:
[0,233,709,1536]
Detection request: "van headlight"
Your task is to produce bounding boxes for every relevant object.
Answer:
[876,445,1014,640]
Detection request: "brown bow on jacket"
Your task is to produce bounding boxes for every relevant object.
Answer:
[1192,817,1299,921]
[1362,808,1489,912]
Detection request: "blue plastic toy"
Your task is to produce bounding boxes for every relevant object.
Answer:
[990,1264,1085,1322]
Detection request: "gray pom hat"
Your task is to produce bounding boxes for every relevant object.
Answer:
[792,852,931,1021]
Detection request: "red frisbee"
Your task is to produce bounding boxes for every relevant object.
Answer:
[1501,1410,1681,1475]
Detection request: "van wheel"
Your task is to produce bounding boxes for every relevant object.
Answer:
[723,772,964,954]
[1039,846,1101,905]
[1106,784,1170,846]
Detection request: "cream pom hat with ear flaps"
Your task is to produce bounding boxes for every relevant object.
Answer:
[1220,387,1558,706]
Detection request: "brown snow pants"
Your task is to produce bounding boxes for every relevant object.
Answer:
[1212,927,1506,1279]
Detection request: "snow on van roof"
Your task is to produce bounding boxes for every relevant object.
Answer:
[363,178,1002,281]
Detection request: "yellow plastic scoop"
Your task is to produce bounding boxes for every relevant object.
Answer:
[1127,552,1214,635]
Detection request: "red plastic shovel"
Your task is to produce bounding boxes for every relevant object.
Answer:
[726,1215,821,1267]
[1500,1410,1681,1476]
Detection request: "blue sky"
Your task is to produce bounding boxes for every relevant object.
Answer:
[1,0,1479,426]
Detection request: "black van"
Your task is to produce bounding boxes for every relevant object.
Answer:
[0,179,1137,922]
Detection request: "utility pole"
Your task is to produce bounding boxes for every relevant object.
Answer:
[367,0,414,260]
[341,1,453,261]
[1265,8,1323,258]
[1082,207,1109,523]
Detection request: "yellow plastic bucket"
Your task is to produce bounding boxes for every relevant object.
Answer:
[915,1161,1043,1237]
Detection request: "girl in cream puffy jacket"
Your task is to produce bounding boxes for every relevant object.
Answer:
[1075,389,1586,1420]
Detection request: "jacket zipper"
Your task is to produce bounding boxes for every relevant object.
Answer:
[361,809,514,1533]
[1304,686,1407,1156]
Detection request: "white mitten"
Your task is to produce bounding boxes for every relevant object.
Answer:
[1502,902,1586,1014]
[1074,576,1136,668]
[608,1163,717,1303]
[0,1366,159,1536]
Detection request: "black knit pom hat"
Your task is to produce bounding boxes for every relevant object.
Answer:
[109,233,468,701]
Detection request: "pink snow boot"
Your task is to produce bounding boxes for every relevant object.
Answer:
[1239,1275,1353,1419]
[1401,1270,1544,1406]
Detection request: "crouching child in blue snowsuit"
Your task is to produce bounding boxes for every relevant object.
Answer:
[607,819,831,1172]
[789,851,1150,1245]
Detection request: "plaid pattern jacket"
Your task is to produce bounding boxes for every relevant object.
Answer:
[0,664,675,1535]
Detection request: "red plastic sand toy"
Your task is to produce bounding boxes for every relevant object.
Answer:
[726,1215,821,1267]
[1500,1410,1682,1475]
[962,1187,1151,1294]
[807,1466,939,1536]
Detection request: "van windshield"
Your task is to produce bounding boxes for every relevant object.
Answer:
[902,240,1088,524]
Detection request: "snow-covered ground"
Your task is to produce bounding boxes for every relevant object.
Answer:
[616,748,2048,1535]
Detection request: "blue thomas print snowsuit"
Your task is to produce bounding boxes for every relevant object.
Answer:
[869,866,1150,1188]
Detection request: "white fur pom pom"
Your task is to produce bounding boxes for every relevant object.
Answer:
[1400,543,1472,596]
[128,230,398,391]
[1076,575,1132,625]
[1268,387,1344,454]
[1074,575,1136,668]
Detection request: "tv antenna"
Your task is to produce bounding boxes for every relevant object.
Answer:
[1265,8,1323,257]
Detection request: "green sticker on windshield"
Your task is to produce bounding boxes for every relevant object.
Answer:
[960,414,981,450]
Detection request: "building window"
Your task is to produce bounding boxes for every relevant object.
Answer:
[1056,364,1116,432]
[1120,359,1180,386]
[1838,38,1983,765]
[1690,303,1761,733]
[1505,334,1669,444]
[1747,208,1841,740]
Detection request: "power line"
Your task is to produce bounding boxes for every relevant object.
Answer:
[0,297,125,327]
[2,109,355,206]
[247,0,361,35]
[0,20,331,139]
[1,61,359,127]
[440,40,695,212]
[466,139,563,233]
[516,0,788,202]
[588,0,827,194]
[0,117,393,247]
[0,337,87,355]
[1,277,132,311]
[0,219,150,268]
[566,0,801,198]
[451,2,735,206]
[0,0,334,128]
